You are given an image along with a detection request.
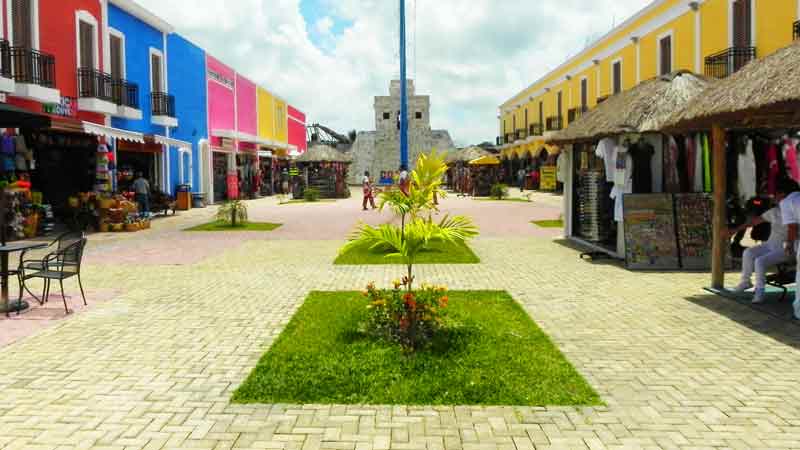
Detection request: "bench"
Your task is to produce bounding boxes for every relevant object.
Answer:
[765,263,796,302]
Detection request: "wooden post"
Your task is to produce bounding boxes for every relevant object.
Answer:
[711,123,727,289]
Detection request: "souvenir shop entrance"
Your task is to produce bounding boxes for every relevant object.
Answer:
[116,140,162,193]
[258,151,273,196]
[28,130,96,215]
[237,152,258,199]
[212,151,230,202]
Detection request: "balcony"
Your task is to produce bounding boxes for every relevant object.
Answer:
[111,79,142,120]
[151,91,177,127]
[567,106,587,123]
[516,128,528,140]
[528,123,543,137]
[10,46,59,104]
[545,116,563,131]
[794,20,800,40]
[77,68,118,115]
[704,47,756,79]
[0,40,12,92]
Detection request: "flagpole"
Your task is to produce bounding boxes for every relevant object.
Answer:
[399,0,409,168]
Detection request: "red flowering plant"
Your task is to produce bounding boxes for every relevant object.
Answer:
[362,279,449,350]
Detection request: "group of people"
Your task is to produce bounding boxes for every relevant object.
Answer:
[732,179,800,319]
[362,165,409,211]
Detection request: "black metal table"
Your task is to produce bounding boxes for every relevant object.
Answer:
[1,242,48,316]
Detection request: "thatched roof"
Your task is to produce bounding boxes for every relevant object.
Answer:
[445,146,492,163]
[664,41,800,132]
[548,71,712,145]
[295,144,352,163]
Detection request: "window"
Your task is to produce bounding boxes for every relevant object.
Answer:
[538,101,543,125]
[732,0,752,48]
[383,112,390,120]
[659,35,672,75]
[512,115,516,131]
[150,49,164,92]
[612,61,622,94]
[415,111,422,119]
[109,31,124,79]
[580,78,588,110]
[556,91,562,118]
[78,20,94,69]
[524,109,528,128]
[12,0,34,48]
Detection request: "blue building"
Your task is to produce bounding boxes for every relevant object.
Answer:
[166,34,208,195]
[107,0,183,195]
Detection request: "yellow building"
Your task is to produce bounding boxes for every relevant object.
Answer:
[498,0,798,156]
[257,87,289,153]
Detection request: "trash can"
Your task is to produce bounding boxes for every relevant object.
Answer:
[192,193,207,208]
[176,184,192,211]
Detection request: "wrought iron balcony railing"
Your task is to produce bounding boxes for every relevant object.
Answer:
[567,106,588,123]
[10,46,55,87]
[545,116,563,131]
[151,91,175,117]
[704,47,756,79]
[111,79,139,109]
[529,123,543,137]
[0,40,10,79]
[77,68,113,102]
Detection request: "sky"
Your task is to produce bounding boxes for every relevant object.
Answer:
[135,0,647,147]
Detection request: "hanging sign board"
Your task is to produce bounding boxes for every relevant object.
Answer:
[540,166,557,191]
[623,193,680,270]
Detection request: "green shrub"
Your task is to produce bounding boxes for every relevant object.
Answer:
[490,183,509,200]
[304,187,321,202]
[216,200,248,226]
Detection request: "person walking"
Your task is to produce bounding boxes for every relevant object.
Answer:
[398,164,410,196]
[517,167,526,192]
[132,172,150,217]
[362,171,376,211]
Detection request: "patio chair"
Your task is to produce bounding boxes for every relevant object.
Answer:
[18,237,88,314]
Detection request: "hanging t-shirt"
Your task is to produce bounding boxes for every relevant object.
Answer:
[767,143,780,197]
[703,134,712,193]
[631,143,654,194]
[785,138,800,184]
[594,137,617,182]
[613,143,629,187]
[762,207,788,250]
[609,152,633,222]
[737,138,757,203]
[686,136,696,190]
[664,136,681,193]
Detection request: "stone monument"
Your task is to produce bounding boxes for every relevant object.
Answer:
[349,80,455,184]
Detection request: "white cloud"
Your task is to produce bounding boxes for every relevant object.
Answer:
[135,0,646,146]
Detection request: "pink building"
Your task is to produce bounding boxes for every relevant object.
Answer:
[205,55,237,201]
[288,105,307,155]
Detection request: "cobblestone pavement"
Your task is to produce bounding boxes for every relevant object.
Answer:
[1,193,799,450]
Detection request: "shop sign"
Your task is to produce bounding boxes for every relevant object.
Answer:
[227,173,239,199]
[220,137,235,151]
[540,166,557,191]
[208,69,234,90]
[43,96,78,118]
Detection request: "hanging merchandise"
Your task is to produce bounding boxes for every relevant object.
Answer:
[665,136,681,193]
[610,145,633,222]
[685,136,696,191]
[95,143,112,193]
[737,137,757,203]
[594,137,617,182]
[767,142,780,197]
[703,134,712,193]
[693,134,704,192]
[785,136,800,183]
[631,141,654,194]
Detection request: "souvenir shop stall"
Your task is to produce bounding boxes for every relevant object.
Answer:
[294,144,352,199]
[272,153,291,195]
[445,147,492,195]
[661,40,800,288]
[468,154,501,197]
[237,148,259,199]
[258,150,274,196]
[548,71,716,270]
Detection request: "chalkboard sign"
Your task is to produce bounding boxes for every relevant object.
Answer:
[623,193,680,270]
[540,166,557,191]
[675,193,713,270]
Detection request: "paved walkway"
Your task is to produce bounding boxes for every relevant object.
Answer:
[0,193,799,450]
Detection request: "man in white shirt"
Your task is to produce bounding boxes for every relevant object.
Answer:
[731,188,791,303]
[780,188,800,319]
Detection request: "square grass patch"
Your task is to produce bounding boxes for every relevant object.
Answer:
[280,199,337,205]
[475,197,532,203]
[532,219,564,228]
[232,291,600,406]
[334,240,480,265]
[185,221,282,232]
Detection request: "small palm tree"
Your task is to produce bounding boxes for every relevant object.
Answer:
[343,215,477,291]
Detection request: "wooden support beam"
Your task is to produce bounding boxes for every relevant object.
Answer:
[711,123,727,289]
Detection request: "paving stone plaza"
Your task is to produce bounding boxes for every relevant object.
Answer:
[1,193,799,450]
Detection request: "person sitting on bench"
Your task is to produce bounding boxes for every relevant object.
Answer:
[730,182,794,304]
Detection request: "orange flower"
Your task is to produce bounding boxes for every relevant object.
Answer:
[439,296,449,307]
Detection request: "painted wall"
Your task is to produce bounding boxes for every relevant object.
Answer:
[257,87,276,141]
[235,74,257,137]
[167,33,207,193]
[108,3,166,136]
[206,54,236,142]
[287,105,306,153]
[273,97,288,144]
[9,0,105,124]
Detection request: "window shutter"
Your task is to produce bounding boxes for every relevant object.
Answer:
[79,21,94,69]
[733,0,751,48]
[151,54,162,92]
[613,62,621,94]
[110,35,122,79]
[660,36,672,75]
[580,78,588,109]
[12,0,32,48]
[556,92,562,118]
[539,102,543,125]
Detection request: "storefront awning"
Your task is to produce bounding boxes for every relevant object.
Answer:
[212,129,272,146]
[151,135,191,149]
[469,155,501,166]
[83,122,145,143]
[0,103,50,129]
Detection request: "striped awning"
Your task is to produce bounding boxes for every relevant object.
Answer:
[83,122,145,143]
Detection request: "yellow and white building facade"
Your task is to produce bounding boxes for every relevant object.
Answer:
[498,0,799,158]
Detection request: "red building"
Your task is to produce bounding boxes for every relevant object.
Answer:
[287,104,306,155]
[1,0,109,125]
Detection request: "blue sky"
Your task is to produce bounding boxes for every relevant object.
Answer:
[300,0,352,49]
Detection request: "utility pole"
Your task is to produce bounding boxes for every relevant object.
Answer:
[399,0,409,168]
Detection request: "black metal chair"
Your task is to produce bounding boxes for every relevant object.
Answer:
[18,237,88,314]
[19,231,84,272]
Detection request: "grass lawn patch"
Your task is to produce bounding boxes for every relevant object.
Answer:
[280,199,337,205]
[531,219,564,228]
[185,221,282,232]
[475,197,532,203]
[233,291,600,406]
[334,239,480,265]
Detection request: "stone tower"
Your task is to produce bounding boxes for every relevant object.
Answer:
[349,80,455,184]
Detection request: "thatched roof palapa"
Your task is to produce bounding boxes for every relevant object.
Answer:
[664,41,800,132]
[547,71,712,145]
[295,144,352,163]
[445,146,493,164]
